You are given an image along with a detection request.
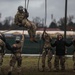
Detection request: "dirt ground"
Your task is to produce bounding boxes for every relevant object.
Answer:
[0,56,75,75]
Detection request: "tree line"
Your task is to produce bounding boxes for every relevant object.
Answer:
[0,15,75,31]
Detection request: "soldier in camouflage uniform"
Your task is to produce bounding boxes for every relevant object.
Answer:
[41,29,52,71]
[0,36,5,73]
[14,6,37,42]
[8,32,24,75]
[52,34,72,71]
[72,39,75,70]
[0,33,16,75]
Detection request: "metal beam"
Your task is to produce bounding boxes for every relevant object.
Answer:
[64,0,68,39]
[45,0,47,27]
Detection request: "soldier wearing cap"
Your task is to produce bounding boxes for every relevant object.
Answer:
[8,33,24,75]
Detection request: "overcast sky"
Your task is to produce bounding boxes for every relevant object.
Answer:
[0,0,75,26]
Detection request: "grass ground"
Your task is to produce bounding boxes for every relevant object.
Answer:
[0,56,75,75]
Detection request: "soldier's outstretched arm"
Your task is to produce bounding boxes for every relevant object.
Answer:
[14,14,22,27]
[42,30,48,40]
[0,33,6,42]
[5,42,15,54]
[65,40,73,47]
[21,31,24,42]
[0,33,15,54]
[14,14,18,25]
[20,31,25,52]
[24,8,29,18]
[51,40,56,47]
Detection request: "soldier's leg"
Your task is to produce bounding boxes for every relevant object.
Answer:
[22,19,37,42]
[73,52,75,70]
[60,56,65,70]
[8,54,16,75]
[47,50,52,71]
[0,54,3,73]
[42,49,46,71]
[28,29,34,41]
[28,22,37,42]
[0,54,3,67]
[54,55,59,70]
[16,53,22,74]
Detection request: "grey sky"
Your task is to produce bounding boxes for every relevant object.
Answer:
[0,0,75,26]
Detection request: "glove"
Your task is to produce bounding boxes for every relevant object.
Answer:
[24,8,27,13]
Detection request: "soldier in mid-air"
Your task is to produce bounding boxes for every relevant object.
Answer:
[14,6,37,42]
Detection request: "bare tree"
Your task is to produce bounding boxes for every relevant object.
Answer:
[32,17,44,27]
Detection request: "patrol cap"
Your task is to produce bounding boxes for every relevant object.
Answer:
[15,36,21,41]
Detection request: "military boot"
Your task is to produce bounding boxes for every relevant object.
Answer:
[41,65,45,72]
[8,71,12,75]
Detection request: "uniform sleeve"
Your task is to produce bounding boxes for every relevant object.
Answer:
[2,41,6,54]
[0,33,6,42]
[14,13,22,26]
[41,33,45,41]
[20,32,25,51]
[41,31,47,41]
[65,41,73,47]
[5,42,15,54]
[24,9,29,18]
[51,40,57,47]
[14,14,19,25]
[11,44,17,50]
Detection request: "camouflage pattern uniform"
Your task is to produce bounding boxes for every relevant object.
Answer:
[14,6,37,42]
[0,39,5,69]
[73,51,75,70]
[73,40,75,70]
[42,31,52,71]
[8,33,24,74]
[54,55,65,70]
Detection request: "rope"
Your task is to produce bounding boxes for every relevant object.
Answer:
[27,0,29,10]
[25,0,26,8]
[25,0,29,10]
[38,36,42,71]
[20,0,28,52]
[38,0,48,71]
[45,0,47,27]
[20,27,25,52]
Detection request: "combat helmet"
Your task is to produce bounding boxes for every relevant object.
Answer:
[18,6,23,12]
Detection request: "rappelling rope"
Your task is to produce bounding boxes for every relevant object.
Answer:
[38,0,47,71]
